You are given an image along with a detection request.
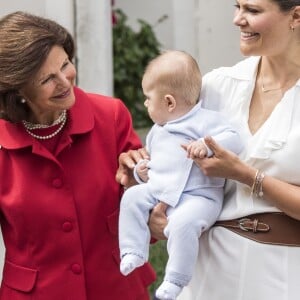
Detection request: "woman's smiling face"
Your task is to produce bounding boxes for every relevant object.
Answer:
[19,45,76,124]
[233,0,294,57]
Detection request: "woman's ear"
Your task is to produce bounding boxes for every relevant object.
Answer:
[164,94,176,112]
[291,6,300,28]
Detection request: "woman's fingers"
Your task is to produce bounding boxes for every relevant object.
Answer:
[119,151,136,169]
[116,148,150,187]
[204,136,221,155]
[137,147,150,160]
[155,202,168,213]
[115,151,139,186]
[148,202,168,240]
[115,163,131,186]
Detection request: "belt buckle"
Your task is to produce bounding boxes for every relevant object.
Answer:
[238,218,251,231]
[238,217,270,233]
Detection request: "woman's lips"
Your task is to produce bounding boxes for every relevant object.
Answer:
[54,88,71,99]
[240,31,259,40]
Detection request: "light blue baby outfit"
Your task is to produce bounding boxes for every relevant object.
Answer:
[119,102,243,287]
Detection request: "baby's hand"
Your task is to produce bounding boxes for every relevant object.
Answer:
[183,140,208,159]
[136,159,149,182]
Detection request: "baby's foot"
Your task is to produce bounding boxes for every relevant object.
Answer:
[155,280,183,300]
[120,254,145,275]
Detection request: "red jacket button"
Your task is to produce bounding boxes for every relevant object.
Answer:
[62,222,73,232]
[52,178,63,188]
[71,263,82,274]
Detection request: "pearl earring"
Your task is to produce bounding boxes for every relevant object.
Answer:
[290,25,295,32]
[21,98,26,103]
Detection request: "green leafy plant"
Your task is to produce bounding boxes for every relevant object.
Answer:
[149,240,168,296]
[113,9,164,129]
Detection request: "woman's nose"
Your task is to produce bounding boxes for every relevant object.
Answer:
[57,72,69,86]
[233,9,246,27]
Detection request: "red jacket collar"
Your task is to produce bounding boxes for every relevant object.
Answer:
[0,86,94,150]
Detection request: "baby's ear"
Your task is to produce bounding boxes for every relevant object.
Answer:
[164,94,176,112]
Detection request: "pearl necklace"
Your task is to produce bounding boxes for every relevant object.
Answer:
[22,110,67,140]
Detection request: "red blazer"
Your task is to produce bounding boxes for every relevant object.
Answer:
[0,87,155,299]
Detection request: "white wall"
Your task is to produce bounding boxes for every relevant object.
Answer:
[172,0,198,58]
[75,0,113,95]
[196,0,243,73]
[1,0,44,16]
[0,0,74,34]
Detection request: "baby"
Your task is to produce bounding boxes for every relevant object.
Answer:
[118,50,243,300]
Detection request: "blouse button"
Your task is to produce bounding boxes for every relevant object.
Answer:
[71,263,82,274]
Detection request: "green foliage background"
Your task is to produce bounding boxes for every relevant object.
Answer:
[149,240,168,296]
[112,9,161,129]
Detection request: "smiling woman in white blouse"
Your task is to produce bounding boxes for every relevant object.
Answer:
[117,0,300,299]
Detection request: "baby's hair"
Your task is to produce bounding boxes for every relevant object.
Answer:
[144,50,201,106]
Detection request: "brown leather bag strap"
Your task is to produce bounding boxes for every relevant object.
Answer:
[214,212,300,246]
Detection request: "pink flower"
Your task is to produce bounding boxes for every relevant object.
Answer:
[111,0,117,25]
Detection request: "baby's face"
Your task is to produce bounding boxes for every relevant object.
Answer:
[142,75,170,125]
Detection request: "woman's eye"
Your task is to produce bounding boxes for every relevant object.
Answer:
[62,61,69,69]
[234,4,259,14]
[41,76,52,85]
[247,8,259,13]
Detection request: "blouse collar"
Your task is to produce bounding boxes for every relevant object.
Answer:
[233,57,300,160]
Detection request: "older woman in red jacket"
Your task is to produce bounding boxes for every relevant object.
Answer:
[0,11,155,299]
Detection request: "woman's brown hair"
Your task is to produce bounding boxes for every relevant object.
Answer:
[272,0,300,11]
[0,11,75,122]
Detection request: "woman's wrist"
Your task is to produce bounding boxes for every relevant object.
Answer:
[236,163,258,187]
[234,163,267,198]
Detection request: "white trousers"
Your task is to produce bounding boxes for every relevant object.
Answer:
[177,226,300,300]
[119,184,222,287]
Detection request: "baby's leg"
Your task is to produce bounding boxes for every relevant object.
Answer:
[155,281,182,300]
[156,195,222,299]
[119,184,157,275]
[120,253,145,275]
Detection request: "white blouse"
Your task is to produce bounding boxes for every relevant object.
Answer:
[200,56,300,220]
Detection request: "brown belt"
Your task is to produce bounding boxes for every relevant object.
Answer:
[214,212,300,246]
